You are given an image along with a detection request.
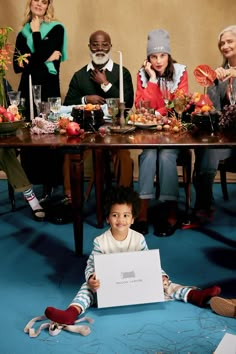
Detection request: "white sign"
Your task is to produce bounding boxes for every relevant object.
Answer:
[94,249,165,308]
[214,333,236,354]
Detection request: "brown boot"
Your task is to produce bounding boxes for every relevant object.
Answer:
[210,297,236,318]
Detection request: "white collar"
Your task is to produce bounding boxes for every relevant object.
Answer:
[138,63,186,93]
[87,58,113,72]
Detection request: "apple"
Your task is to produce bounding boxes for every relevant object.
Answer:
[3,111,15,122]
[66,121,80,136]
[0,106,7,115]
[79,128,85,135]
[98,126,106,135]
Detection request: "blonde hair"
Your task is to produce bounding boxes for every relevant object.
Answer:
[22,0,56,25]
[217,25,236,67]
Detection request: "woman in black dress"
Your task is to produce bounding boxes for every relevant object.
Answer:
[13,0,68,203]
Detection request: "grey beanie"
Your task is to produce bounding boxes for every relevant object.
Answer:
[147,29,171,56]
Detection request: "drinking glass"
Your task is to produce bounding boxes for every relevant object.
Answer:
[106,98,119,126]
[228,84,236,105]
[32,85,41,116]
[139,100,150,111]
[48,97,61,121]
[7,91,21,106]
[39,101,50,119]
[159,79,170,106]
[173,97,186,120]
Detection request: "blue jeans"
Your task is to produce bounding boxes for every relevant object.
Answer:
[138,147,234,206]
[194,148,232,174]
[138,148,180,201]
[194,148,233,210]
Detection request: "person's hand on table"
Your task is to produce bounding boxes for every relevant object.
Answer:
[85,95,105,105]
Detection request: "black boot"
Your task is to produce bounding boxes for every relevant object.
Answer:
[193,172,216,213]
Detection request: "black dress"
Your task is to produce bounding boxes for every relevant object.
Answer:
[13,24,66,189]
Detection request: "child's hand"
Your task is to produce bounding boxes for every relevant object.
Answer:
[162,275,169,289]
[88,273,100,291]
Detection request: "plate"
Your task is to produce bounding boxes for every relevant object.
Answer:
[109,125,136,133]
[128,121,157,129]
[0,120,25,136]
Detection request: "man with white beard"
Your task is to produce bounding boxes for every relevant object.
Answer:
[64,30,134,108]
[64,30,134,188]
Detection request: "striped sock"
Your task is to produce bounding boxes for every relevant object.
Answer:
[23,188,42,211]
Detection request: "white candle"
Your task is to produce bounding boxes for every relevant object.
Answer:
[118,51,124,103]
[29,74,34,121]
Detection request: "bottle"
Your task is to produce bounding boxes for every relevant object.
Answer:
[18,98,26,120]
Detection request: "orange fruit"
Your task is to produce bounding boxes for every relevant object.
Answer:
[201,105,211,112]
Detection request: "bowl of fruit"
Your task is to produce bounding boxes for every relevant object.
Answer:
[71,103,104,131]
[0,105,25,135]
[190,93,221,133]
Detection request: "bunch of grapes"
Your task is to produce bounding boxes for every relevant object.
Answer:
[219,105,236,130]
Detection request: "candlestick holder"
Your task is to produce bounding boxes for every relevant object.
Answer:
[119,102,126,127]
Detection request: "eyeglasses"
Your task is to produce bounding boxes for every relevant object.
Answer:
[89,42,111,50]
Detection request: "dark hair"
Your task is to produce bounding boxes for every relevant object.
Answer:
[104,186,141,218]
[146,54,176,80]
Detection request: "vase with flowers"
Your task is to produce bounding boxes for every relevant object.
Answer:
[0,27,30,109]
[0,27,13,108]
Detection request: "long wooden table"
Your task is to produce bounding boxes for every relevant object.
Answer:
[1,127,236,255]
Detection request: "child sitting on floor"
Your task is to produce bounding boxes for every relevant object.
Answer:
[45,186,221,325]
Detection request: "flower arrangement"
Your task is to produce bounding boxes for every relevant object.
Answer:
[219,105,236,130]
[0,27,13,75]
[0,27,13,107]
[0,27,30,74]
[0,27,30,124]
[0,27,30,108]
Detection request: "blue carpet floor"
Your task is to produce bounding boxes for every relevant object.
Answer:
[0,180,235,354]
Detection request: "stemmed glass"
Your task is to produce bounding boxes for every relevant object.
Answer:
[48,97,61,121]
[159,79,170,106]
[32,85,41,116]
[228,84,236,105]
[7,91,21,106]
[38,102,50,119]
[106,98,120,126]
[173,96,186,120]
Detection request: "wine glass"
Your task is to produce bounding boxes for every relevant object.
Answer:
[7,91,21,106]
[159,79,170,106]
[48,97,61,121]
[173,96,186,120]
[139,100,150,111]
[228,84,236,105]
[106,98,120,126]
[32,85,41,116]
[39,101,50,119]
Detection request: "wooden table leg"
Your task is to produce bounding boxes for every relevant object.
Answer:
[70,151,84,255]
[93,149,105,228]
